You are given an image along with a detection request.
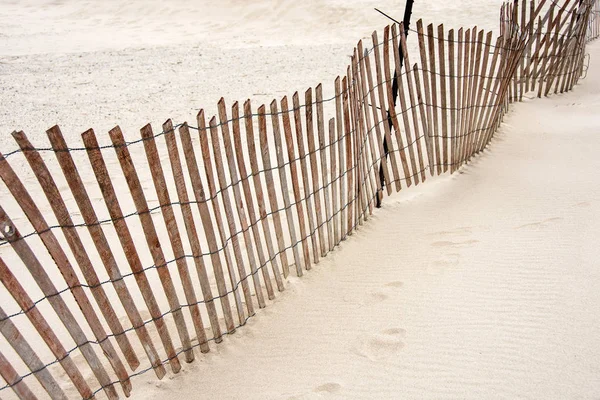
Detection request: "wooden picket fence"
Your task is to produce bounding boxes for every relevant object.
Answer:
[0,0,597,398]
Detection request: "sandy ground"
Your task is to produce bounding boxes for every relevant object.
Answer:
[1,0,600,399]
[131,40,600,399]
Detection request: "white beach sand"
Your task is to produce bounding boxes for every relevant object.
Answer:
[1,0,599,399]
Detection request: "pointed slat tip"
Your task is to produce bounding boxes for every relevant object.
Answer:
[46,125,61,135]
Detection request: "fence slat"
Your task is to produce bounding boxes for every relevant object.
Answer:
[328,117,339,248]
[459,28,471,166]
[12,130,139,371]
[109,125,194,365]
[416,20,437,177]
[348,57,367,223]
[281,96,311,272]
[271,99,304,276]
[455,28,464,170]
[315,84,335,249]
[217,100,272,303]
[427,23,442,175]
[291,93,320,263]
[0,257,93,399]
[397,23,429,181]
[141,123,211,353]
[0,306,67,399]
[243,101,286,284]
[47,125,165,377]
[0,151,131,396]
[437,24,449,172]
[257,104,291,277]
[382,26,413,186]
[305,89,331,247]
[466,29,485,159]
[0,348,38,400]
[178,122,236,336]
[342,77,355,236]
[197,113,251,317]
[163,120,223,345]
[231,104,283,290]
[475,36,503,152]
[334,77,347,239]
[357,41,386,206]
[0,204,119,400]
[83,129,184,368]
[448,29,457,172]
[372,30,402,192]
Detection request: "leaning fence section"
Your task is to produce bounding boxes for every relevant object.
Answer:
[0,0,597,398]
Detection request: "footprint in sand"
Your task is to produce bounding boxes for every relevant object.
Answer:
[364,281,404,305]
[353,328,406,361]
[313,382,342,394]
[516,217,563,229]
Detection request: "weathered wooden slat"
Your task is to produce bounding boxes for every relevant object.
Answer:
[357,41,387,207]
[342,77,355,236]
[47,125,165,377]
[437,24,449,172]
[455,28,464,170]
[12,130,139,371]
[382,26,412,186]
[231,105,284,292]
[0,305,66,399]
[0,348,38,400]
[315,84,334,250]
[396,23,428,181]
[0,257,93,399]
[305,88,329,247]
[281,96,311,272]
[109,125,194,364]
[362,41,392,198]
[292,92,319,263]
[83,129,184,368]
[242,101,286,282]
[140,123,210,353]
[416,20,437,176]
[163,120,223,345]
[334,77,347,239]
[270,99,304,276]
[465,29,485,159]
[459,28,471,166]
[178,122,236,336]
[474,36,503,152]
[0,204,119,399]
[257,105,291,277]
[468,31,493,154]
[372,30,402,192]
[448,29,457,172]
[520,0,527,100]
[328,116,339,248]
[427,23,442,175]
[210,109,269,305]
[197,112,251,317]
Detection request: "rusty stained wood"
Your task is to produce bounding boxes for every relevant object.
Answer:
[0,256,94,399]
[257,105,291,278]
[162,120,223,345]
[281,96,311,271]
[243,100,288,279]
[109,125,194,364]
[315,84,335,250]
[271,99,304,276]
[0,305,67,399]
[0,150,130,397]
[0,203,119,399]
[83,128,187,367]
[140,123,211,353]
[178,121,236,336]
[371,30,402,192]
[47,125,165,377]
[12,130,139,371]
[216,100,271,304]
[197,112,250,319]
